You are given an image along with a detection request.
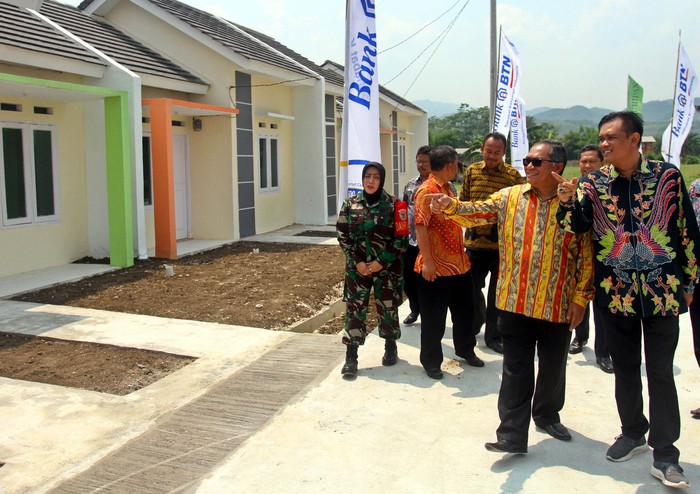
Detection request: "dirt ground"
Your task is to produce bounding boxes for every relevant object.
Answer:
[5,240,349,395]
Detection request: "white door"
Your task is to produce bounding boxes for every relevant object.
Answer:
[172,134,189,240]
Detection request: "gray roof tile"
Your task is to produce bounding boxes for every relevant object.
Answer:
[0,1,104,67]
[41,0,206,86]
[146,0,314,79]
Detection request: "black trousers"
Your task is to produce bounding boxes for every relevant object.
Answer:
[599,310,681,464]
[467,249,500,344]
[417,272,475,370]
[495,310,570,446]
[689,300,700,368]
[572,304,610,359]
[402,244,420,316]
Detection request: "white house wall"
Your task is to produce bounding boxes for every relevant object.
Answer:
[292,82,326,225]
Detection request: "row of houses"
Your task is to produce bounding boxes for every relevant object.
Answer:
[0,0,428,278]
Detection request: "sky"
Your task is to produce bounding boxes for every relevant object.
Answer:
[61,0,700,111]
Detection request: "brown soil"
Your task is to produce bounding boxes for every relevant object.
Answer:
[6,241,349,395]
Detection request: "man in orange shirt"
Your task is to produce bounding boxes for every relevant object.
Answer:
[414,145,484,380]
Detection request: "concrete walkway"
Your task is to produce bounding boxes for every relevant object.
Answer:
[0,298,698,493]
[0,224,699,492]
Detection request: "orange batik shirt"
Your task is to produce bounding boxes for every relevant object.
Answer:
[442,183,594,323]
[414,174,471,276]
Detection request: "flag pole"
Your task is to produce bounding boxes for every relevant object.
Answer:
[488,1,497,130]
[491,25,502,132]
[666,31,682,160]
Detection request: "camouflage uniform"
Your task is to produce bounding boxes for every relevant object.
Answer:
[337,190,407,345]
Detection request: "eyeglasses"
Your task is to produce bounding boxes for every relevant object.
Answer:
[523,157,556,167]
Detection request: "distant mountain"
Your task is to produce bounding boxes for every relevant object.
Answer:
[422,99,700,137]
[530,99,700,136]
[529,107,553,116]
[533,105,612,124]
[414,99,461,118]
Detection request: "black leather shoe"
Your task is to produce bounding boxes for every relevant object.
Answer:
[457,352,485,367]
[486,340,504,354]
[538,423,572,441]
[484,439,527,454]
[403,312,419,325]
[596,357,614,374]
[568,339,587,354]
[426,368,443,380]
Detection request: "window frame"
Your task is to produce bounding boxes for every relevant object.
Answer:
[258,134,280,193]
[399,142,407,174]
[142,133,154,209]
[0,121,60,227]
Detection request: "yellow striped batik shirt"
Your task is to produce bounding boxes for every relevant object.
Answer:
[459,161,524,251]
[443,183,594,323]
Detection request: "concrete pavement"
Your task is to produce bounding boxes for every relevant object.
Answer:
[0,296,698,493]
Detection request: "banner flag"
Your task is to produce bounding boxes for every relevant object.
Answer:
[509,95,528,176]
[492,30,522,137]
[627,75,644,115]
[339,0,381,207]
[661,43,698,167]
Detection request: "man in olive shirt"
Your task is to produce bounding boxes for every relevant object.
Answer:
[459,132,523,354]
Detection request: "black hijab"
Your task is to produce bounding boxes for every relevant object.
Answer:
[362,162,386,205]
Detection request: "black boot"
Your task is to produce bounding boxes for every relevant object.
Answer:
[341,345,358,377]
[382,339,398,366]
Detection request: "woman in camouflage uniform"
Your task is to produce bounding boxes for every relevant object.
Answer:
[336,162,407,377]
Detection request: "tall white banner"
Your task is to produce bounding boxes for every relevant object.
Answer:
[509,95,528,176]
[339,0,381,207]
[492,30,522,137]
[661,43,698,168]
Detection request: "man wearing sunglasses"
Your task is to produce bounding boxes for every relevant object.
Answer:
[425,139,594,454]
[555,111,700,489]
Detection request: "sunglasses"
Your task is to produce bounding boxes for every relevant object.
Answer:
[523,157,556,167]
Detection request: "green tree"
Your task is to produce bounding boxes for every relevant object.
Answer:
[526,116,559,144]
[429,104,490,149]
[681,132,700,157]
[562,125,599,160]
[428,127,464,148]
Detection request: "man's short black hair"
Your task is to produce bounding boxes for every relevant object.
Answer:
[416,145,431,157]
[579,144,604,161]
[599,110,644,137]
[429,145,458,171]
[482,132,507,149]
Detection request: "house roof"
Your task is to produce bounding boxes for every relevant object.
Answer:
[40,0,206,87]
[0,0,104,68]
[138,0,317,80]
[234,23,344,89]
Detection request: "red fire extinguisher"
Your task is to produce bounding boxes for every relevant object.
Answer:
[394,200,409,236]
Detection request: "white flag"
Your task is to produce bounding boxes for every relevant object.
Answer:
[661,43,698,168]
[339,0,381,207]
[492,31,522,137]
[509,95,528,176]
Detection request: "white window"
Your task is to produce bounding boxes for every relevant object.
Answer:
[0,123,59,226]
[258,135,279,192]
[399,143,407,174]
